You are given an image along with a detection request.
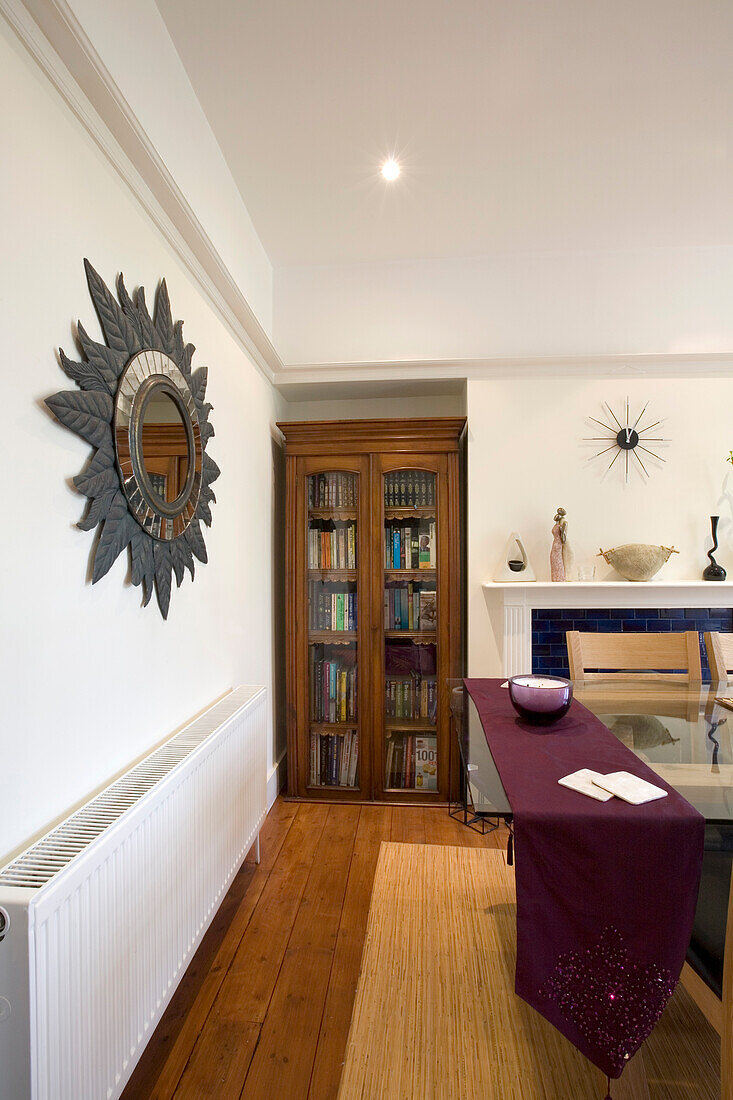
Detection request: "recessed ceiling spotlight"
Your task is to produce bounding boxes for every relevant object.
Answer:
[381,158,400,181]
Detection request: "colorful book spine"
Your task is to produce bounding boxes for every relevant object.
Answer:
[309,472,357,509]
[329,736,339,785]
[348,732,359,787]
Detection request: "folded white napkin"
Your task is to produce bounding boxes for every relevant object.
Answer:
[558,769,614,802]
[559,769,667,805]
[592,771,667,805]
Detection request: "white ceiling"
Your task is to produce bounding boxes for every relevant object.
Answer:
[156,0,733,269]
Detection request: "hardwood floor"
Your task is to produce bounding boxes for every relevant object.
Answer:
[122,799,718,1100]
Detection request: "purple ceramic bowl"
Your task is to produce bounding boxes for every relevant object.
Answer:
[508,675,573,726]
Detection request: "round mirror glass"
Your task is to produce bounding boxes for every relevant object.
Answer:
[140,389,190,506]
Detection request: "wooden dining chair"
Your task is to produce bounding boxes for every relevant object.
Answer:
[681,836,733,1100]
[705,632,733,683]
[565,630,702,683]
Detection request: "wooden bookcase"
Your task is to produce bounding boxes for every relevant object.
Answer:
[278,418,466,803]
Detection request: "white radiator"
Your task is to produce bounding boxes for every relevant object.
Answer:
[0,685,267,1100]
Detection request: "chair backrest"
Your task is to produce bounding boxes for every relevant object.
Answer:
[566,630,702,683]
[705,632,733,682]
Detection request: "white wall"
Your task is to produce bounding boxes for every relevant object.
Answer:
[55,0,274,338]
[0,20,284,865]
[275,246,733,366]
[467,376,733,675]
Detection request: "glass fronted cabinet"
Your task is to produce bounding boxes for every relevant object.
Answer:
[280,419,465,803]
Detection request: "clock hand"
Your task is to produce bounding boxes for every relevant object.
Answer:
[626,427,631,445]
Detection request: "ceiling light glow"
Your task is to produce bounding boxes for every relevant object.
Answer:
[381,159,400,181]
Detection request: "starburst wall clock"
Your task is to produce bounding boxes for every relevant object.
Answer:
[45,260,220,619]
[585,397,669,483]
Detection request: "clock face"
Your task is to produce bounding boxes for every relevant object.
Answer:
[586,398,668,482]
[616,428,639,450]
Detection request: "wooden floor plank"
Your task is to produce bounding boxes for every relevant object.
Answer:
[122,799,298,1100]
[173,1020,261,1100]
[173,803,331,1098]
[308,806,394,1100]
[239,804,361,1100]
[389,804,426,844]
[423,804,499,848]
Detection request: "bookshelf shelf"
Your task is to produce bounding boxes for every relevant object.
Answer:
[309,722,357,734]
[382,786,442,796]
[306,784,357,792]
[384,569,436,580]
[308,569,358,580]
[384,630,437,641]
[279,417,465,803]
[309,507,357,520]
[308,631,357,643]
[385,719,437,732]
[384,506,436,519]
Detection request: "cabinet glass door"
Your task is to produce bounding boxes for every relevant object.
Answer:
[306,471,360,790]
[382,468,439,794]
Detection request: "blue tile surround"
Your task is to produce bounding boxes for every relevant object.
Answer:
[531,607,733,681]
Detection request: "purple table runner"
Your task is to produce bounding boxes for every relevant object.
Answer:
[465,678,704,1080]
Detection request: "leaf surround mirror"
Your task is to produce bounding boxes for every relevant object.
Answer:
[46,261,220,619]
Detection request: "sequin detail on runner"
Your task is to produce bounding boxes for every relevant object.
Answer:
[539,926,676,1076]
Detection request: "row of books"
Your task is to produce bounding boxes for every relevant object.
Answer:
[309,472,357,509]
[384,470,436,508]
[310,729,359,787]
[309,657,357,723]
[384,585,437,631]
[308,523,357,570]
[384,521,436,570]
[308,584,358,631]
[385,733,437,790]
[385,674,437,720]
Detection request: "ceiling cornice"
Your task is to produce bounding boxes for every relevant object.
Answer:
[2,0,282,384]
[275,352,733,399]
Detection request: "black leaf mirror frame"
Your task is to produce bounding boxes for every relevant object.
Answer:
[46,260,220,619]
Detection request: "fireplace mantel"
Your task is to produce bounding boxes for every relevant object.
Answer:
[482,580,733,676]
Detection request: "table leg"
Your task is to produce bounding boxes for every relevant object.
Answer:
[612,1051,650,1099]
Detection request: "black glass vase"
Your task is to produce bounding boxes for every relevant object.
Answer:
[703,515,727,581]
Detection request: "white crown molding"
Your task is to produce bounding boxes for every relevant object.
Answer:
[276,351,733,392]
[1,0,282,385]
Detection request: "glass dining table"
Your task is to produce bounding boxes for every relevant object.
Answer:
[448,677,733,998]
[449,678,733,825]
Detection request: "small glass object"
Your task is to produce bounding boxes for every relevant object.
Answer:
[577,563,596,581]
[508,675,573,726]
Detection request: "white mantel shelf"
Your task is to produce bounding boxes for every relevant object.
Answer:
[483,579,733,608]
[482,580,733,675]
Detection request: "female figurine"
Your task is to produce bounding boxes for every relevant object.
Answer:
[561,510,575,580]
[548,506,563,585]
